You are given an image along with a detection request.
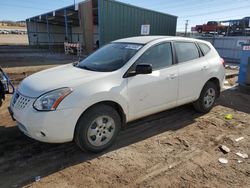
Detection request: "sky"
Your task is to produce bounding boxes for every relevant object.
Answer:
[0,0,250,31]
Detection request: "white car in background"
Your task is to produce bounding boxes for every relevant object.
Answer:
[9,36,225,152]
[0,30,9,34]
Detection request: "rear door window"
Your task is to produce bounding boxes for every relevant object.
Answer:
[174,42,200,63]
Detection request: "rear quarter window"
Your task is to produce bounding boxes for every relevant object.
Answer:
[198,43,211,55]
[174,42,200,63]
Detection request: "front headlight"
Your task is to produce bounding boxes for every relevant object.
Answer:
[33,87,73,111]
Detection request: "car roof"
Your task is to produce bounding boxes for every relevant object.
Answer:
[113,36,208,45]
[113,36,168,44]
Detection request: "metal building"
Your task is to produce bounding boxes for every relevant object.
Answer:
[26,0,177,53]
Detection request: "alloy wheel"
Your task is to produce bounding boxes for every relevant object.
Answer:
[87,115,115,147]
[203,88,216,108]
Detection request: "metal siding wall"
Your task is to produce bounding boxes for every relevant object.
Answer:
[26,20,31,45]
[26,21,35,45]
[26,21,66,45]
[198,36,250,63]
[98,0,105,46]
[71,26,84,44]
[99,0,177,45]
[79,1,94,53]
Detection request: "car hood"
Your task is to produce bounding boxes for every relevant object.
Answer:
[18,64,109,97]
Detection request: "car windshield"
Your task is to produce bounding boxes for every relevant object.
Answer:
[77,43,143,72]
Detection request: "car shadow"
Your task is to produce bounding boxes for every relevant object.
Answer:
[0,89,248,187]
[0,104,199,187]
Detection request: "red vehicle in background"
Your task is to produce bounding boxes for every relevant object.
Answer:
[192,21,228,34]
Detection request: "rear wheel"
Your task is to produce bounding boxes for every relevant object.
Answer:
[193,82,219,113]
[74,104,121,153]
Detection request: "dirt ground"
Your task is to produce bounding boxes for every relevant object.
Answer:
[0,45,80,68]
[0,26,26,30]
[0,34,28,45]
[0,48,249,188]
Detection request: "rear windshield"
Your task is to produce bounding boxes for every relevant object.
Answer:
[78,43,143,72]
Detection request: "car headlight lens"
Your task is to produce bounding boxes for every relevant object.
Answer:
[33,87,73,111]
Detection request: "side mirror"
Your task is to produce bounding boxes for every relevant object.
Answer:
[136,64,152,75]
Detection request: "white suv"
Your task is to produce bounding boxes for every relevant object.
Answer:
[9,36,225,152]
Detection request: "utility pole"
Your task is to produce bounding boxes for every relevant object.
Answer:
[185,20,189,37]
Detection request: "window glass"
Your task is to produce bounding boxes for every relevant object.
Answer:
[136,43,173,70]
[78,43,142,72]
[175,42,200,63]
[199,43,211,55]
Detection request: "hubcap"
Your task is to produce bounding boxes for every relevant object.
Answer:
[203,88,216,108]
[87,116,115,147]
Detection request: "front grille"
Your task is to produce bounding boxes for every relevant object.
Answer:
[13,92,32,110]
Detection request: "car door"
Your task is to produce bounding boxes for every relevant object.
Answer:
[174,41,209,105]
[126,42,178,121]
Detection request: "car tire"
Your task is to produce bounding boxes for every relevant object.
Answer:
[193,81,219,113]
[74,104,121,153]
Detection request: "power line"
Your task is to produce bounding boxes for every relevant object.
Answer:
[153,0,219,11]
[179,5,250,18]
[178,13,250,24]
[148,0,199,9]
[124,0,249,21]
[158,0,242,13]
[117,0,204,12]
[177,13,250,31]
[117,0,250,24]
[119,0,192,9]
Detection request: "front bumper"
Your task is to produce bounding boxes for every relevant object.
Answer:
[9,93,82,143]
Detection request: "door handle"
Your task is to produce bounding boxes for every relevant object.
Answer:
[201,66,209,70]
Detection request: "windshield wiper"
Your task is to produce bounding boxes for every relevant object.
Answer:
[78,65,96,71]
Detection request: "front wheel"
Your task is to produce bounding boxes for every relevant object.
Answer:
[193,82,219,113]
[74,104,121,153]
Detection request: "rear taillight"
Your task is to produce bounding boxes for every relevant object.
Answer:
[220,58,225,68]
